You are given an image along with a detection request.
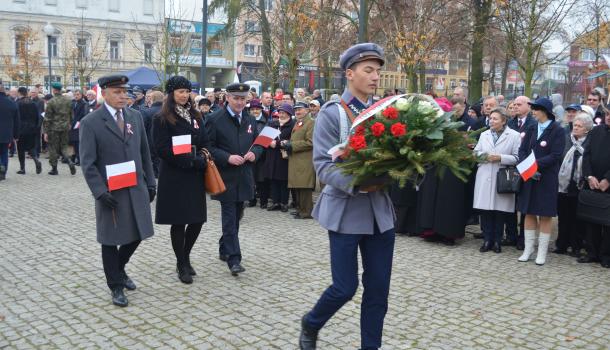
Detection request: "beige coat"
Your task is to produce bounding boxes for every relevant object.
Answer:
[288,115,315,189]
[473,127,521,212]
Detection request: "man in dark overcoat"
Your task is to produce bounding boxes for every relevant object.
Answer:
[206,82,263,276]
[141,90,164,178]
[16,87,42,174]
[0,85,19,181]
[79,75,156,307]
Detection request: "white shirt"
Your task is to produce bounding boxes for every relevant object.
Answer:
[104,102,122,121]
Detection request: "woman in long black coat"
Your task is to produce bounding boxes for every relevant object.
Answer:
[152,76,208,284]
[265,103,294,212]
[517,98,565,266]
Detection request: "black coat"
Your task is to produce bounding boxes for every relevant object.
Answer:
[0,92,19,143]
[264,119,294,181]
[70,99,88,142]
[518,121,565,217]
[253,114,268,182]
[206,107,263,202]
[508,114,536,136]
[582,123,610,183]
[17,97,39,136]
[152,113,208,224]
[141,101,162,155]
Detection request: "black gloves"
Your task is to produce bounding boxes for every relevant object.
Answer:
[193,156,207,169]
[98,192,118,209]
[532,172,542,181]
[148,188,156,202]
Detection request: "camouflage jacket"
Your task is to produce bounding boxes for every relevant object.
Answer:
[43,93,72,132]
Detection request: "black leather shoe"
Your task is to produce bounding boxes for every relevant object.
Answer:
[479,241,492,253]
[299,315,318,350]
[111,288,128,307]
[493,242,502,253]
[280,204,289,212]
[177,265,193,284]
[16,169,25,175]
[48,166,58,175]
[601,261,610,268]
[69,162,76,175]
[219,254,229,262]
[501,239,516,246]
[516,242,525,251]
[267,204,281,211]
[186,263,196,276]
[260,203,268,209]
[121,271,137,291]
[34,159,42,174]
[294,213,313,219]
[230,264,245,276]
[578,256,600,263]
[473,233,484,239]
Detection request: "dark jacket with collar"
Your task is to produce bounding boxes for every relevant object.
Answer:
[16,97,39,136]
[582,123,610,184]
[206,106,263,202]
[517,120,566,217]
[508,114,536,135]
[0,92,19,143]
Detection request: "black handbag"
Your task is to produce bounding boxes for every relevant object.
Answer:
[496,167,522,194]
[577,189,610,226]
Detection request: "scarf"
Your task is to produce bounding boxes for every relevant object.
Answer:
[491,127,504,145]
[558,133,586,193]
[175,103,192,124]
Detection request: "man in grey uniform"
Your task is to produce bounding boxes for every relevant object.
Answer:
[299,43,396,350]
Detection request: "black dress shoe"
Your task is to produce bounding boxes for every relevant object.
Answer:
[267,204,281,211]
[280,204,289,212]
[121,271,137,291]
[219,254,229,262]
[69,162,76,175]
[516,242,525,251]
[16,169,25,175]
[177,265,193,284]
[552,248,567,255]
[34,159,42,174]
[186,263,196,276]
[230,264,245,276]
[578,256,600,263]
[246,200,257,207]
[493,242,502,253]
[111,288,128,307]
[260,203,268,209]
[479,241,492,253]
[601,261,610,268]
[299,315,318,350]
[294,213,313,219]
[501,239,516,246]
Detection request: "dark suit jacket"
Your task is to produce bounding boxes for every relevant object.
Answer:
[206,107,263,202]
[0,92,19,143]
[508,114,536,135]
[582,123,610,183]
[17,97,39,136]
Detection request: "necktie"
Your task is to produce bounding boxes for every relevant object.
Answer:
[116,110,124,133]
[518,119,523,129]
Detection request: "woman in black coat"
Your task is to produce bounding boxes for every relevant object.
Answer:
[152,76,208,284]
[265,103,294,212]
[517,98,565,266]
[15,88,42,174]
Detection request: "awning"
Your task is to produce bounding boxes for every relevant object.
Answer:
[587,70,609,80]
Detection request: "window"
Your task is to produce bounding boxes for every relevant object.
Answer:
[258,45,263,57]
[76,0,87,8]
[109,40,119,60]
[581,49,595,61]
[77,38,88,59]
[49,37,58,58]
[244,44,256,57]
[44,75,61,86]
[109,0,119,12]
[245,20,260,33]
[15,34,25,55]
[144,43,153,62]
[143,0,153,15]
[209,39,223,56]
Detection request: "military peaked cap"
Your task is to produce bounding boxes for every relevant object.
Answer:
[98,75,130,89]
[339,43,385,71]
[226,83,250,97]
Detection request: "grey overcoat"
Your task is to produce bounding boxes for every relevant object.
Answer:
[79,105,156,245]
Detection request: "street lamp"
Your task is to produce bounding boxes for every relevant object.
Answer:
[43,22,55,93]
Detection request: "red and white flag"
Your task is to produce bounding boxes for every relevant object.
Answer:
[252,126,281,148]
[516,152,538,181]
[106,161,137,191]
[172,135,191,155]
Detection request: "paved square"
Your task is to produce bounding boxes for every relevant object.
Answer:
[1,161,609,349]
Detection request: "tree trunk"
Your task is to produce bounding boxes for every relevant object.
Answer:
[418,61,426,93]
[501,54,510,96]
[259,0,273,91]
[523,63,535,97]
[406,64,418,93]
[468,0,493,104]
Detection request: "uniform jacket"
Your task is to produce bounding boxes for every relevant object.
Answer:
[0,92,19,143]
[206,106,263,202]
[152,113,208,225]
[44,93,72,133]
[264,118,293,181]
[473,128,520,212]
[517,120,565,217]
[79,104,156,245]
[582,123,610,184]
[311,89,395,235]
[16,97,39,136]
[288,115,315,189]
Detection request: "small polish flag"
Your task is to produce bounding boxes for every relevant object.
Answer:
[106,161,137,191]
[172,135,192,155]
[74,121,80,129]
[516,152,538,181]
[253,126,281,147]
[327,142,347,161]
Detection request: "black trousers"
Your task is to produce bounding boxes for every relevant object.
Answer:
[270,179,289,205]
[101,240,141,290]
[219,201,244,267]
[17,139,37,170]
[584,223,610,263]
[505,212,525,244]
[255,179,270,205]
[556,193,583,252]
[170,223,203,266]
[481,210,508,244]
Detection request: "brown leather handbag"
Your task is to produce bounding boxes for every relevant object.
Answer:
[200,148,226,195]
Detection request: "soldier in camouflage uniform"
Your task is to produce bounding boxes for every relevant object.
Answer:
[43,82,76,175]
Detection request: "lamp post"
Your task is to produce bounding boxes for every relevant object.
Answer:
[200,0,208,93]
[43,22,55,93]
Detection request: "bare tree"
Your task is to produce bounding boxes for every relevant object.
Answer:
[2,25,45,87]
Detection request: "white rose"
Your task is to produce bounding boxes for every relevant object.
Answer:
[417,100,434,114]
[395,98,409,111]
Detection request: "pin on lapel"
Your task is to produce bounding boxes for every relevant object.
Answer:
[194,120,199,129]
[247,124,252,134]
[540,140,547,147]
[126,123,133,135]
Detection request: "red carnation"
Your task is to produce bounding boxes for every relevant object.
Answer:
[370,122,385,137]
[390,122,407,137]
[349,134,367,152]
[354,125,366,136]
[382,106,399,120]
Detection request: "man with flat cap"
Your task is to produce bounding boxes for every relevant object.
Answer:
[79,75,156,307]
[131,86,146,111]
[299,43,395,350]
[206,82,263,276]
[44,82,76,175]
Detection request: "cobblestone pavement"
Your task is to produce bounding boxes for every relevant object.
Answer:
[1,161,609,350]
